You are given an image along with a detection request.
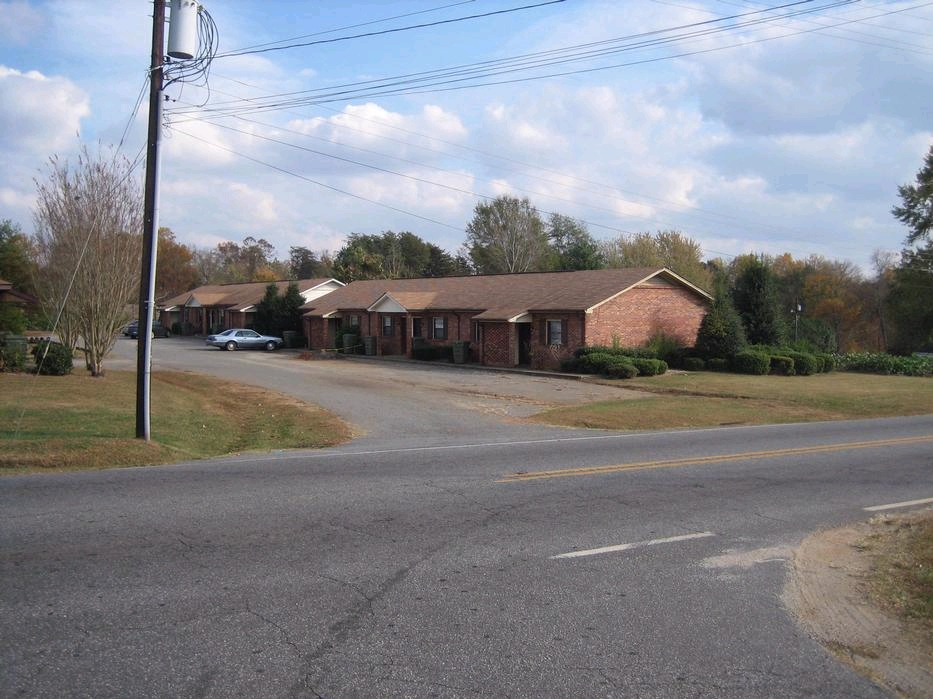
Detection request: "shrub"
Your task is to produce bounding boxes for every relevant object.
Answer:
[32,340,73,376]
[819,353,835,372]
[560,356,581,373]
[786,351,818,376]
[577,351,615,374]
[694,297,747,359]
[683,356,705,372]
[707,358,729,372]
[645,332,682,363]
[732,350,771,375]
[770,355,795,376]
[631,357,668,377]
[0,343,27,372]
[604,357,638,379]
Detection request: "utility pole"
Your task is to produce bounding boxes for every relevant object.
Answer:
[136,0,165,440]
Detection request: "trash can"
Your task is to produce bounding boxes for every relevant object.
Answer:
[452,340,470,364]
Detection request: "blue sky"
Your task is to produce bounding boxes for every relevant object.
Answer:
[1,0,931,273]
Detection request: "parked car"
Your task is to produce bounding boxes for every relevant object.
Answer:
[205,328,283,351]
[125,320,170,339]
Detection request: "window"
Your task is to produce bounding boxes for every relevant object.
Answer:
[412,317,422,338]
[382,315,393,337]
[347,314,360,327]
[432,316,448,340]
[546,319,563,346]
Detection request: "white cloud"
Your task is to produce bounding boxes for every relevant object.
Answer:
[0,66,89,150]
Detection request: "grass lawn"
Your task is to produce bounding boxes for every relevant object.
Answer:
[531,371,933,430]
[0,370,353,474]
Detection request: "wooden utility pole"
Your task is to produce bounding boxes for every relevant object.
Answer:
[136,0,165,440]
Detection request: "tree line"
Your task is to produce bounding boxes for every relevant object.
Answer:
[1,143,931,370]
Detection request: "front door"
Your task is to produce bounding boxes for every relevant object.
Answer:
[517,323,532,365]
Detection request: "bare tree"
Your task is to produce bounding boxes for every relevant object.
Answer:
[32,146,143,376]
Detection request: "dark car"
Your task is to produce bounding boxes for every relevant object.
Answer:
[126,320,170,339]
[205,328,283,351]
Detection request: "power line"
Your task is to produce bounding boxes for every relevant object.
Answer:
[227,0,478,55]
[216,0,567,58]
[175,0,862,118]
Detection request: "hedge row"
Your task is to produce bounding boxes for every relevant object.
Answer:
[561,347,668,379]
[694,348,835,376]
[835,352,933,377]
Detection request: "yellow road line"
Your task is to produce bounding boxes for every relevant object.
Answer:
[497,434,933,483]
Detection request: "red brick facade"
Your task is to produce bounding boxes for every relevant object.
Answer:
[587,283,708,349]
[301,269,711,368]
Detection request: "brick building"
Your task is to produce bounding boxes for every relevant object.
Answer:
[302,268,711,370]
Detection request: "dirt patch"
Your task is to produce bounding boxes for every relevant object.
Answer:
[784,508,933,698]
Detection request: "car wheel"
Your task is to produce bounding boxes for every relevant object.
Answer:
[265,341,277,351]
[225,341,237,351]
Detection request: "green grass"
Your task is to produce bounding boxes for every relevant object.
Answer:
[0,370,353,474]
[531,371,933,430]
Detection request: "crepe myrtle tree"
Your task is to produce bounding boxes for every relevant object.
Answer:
[31,146,143,376]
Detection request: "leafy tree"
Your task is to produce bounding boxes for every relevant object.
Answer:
[892,143,933,246]
[0,219,37,296]
[802,259,867,351]
[255,282,305,337]
[333,236,385,281]
[547,214,603,270]
[333,231,461,280]
[886,242,933,353]
[601,230,711,290]
[31,146,142,376]
[730,255,786,346]
[464,196,550,274]
[156,227,199,300]
[197,237,285,284]
[289,246,333,279]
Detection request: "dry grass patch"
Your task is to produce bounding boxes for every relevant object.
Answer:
[865,510,933,635]
[0,370,352,474]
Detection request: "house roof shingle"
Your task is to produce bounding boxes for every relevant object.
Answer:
[163,278,339,310]
[303,268,710,321]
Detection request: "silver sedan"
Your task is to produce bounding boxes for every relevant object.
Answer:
[205,328,283,351]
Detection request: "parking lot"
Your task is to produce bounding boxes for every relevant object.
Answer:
[109,336,647,444]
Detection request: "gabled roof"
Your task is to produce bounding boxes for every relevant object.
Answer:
[303,268,711,321]
[163,278,343,311]
[0,278,39,306]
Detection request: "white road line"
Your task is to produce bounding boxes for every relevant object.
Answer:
[864,497,933,512]
[551,531,715,560]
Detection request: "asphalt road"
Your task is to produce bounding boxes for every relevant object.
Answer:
[2,338,932,697]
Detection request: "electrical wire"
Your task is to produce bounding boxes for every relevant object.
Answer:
[216,1,566,58]
[228,0,478,55]
[173,0,864,118]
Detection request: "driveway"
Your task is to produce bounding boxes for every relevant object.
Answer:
[109,337,647,446]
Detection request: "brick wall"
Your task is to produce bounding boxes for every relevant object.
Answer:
[530,314,584,370]
[587,285,708,348]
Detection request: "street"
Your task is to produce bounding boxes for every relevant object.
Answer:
[2,339,932,696]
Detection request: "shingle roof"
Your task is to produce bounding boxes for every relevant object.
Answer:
[163,279,337,310]
[303,268,710,321]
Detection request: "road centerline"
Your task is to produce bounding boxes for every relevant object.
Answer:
[498,434,933,482]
